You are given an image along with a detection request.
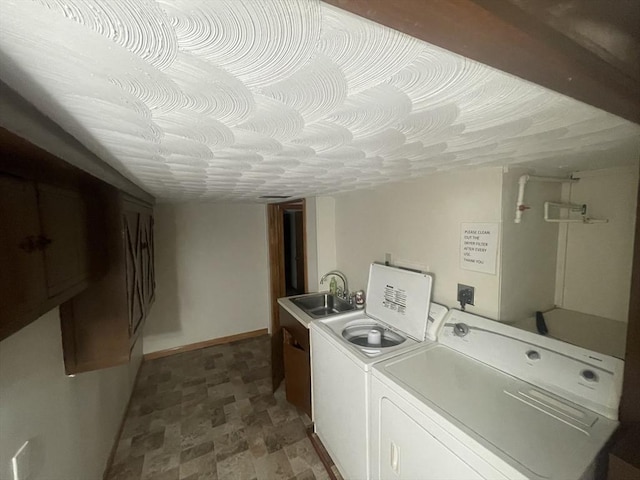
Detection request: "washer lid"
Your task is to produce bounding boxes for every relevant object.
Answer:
[365,263,433,341]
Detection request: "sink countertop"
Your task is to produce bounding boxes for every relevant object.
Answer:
[278,292,361,329]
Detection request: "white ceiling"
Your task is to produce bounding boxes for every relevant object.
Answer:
[1,0,638,202]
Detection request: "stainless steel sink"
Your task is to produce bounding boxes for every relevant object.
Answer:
[291,293,356,318]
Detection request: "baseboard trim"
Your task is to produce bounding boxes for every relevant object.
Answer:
[143,328,269,361]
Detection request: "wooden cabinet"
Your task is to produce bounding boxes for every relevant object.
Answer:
[0,175,47,323]
[1,127,154,372]
[0,174,91,340]
[38,184,90,297]
[60,192,155,374]
[279,306,311,417]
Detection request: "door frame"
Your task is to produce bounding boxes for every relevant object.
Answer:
[268,199,307,391]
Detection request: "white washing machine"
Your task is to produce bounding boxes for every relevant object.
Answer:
[370,309,624,480]
[310,263,448,480]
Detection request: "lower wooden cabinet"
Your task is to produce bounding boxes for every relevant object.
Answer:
[60,191,155,374]
[0,174,91,340]
[279,306,312,417]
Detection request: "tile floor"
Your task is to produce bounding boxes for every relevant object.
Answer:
[106,335,332,480]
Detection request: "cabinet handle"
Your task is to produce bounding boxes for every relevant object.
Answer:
[18,236,38,253]
[36,235,53,250]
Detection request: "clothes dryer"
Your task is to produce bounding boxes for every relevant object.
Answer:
[369,309,623,480]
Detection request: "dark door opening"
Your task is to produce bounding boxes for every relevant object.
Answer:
[283,209,305,296]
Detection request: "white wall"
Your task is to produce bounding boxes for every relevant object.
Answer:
[332,169,504,319]
[0,308,141,480]
[500,169,562,320]
[304,197,320,292]
[315,197,338,288]
[558,165,639,322]
[304,196,338,292]
[143,203,270,353]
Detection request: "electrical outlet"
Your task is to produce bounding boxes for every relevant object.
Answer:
[457,284,475,307]
[12,441,31,480]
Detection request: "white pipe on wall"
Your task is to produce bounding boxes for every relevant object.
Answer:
[514,174,578,223]
[544,201,583,222]
[543,201,608,224]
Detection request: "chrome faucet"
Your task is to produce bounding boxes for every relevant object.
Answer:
[320,270,349,300]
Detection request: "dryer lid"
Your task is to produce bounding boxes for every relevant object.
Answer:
[365,263,433,341]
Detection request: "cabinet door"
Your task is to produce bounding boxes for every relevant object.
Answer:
[37,184,89,297]
[283,328,311,417]
[0,175,47,334]
[280,307,311,416]
[123,209,145,336]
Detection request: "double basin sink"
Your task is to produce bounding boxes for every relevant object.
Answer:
[291,293,356,318]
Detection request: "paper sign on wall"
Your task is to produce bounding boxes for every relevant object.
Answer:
[460,223,499,274]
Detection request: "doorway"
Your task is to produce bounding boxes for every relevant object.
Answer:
[283,209,305,296]
[267,199,307,391]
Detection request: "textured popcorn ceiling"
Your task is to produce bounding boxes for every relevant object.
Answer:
[0,1,638,202]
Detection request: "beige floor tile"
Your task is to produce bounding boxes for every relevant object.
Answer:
[284,438,323,476]
[141,451,180,479]
[180,451,217,479]
[216,450,257,480]
[253,450,294,480]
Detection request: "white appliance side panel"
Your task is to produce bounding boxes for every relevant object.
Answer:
[370,377,515,480]
[366,264,433,341]
[310,327,369,480]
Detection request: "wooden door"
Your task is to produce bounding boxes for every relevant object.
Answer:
[37,184,89,297]
[268,203,286,391]
[0,174,47,337]
[268,200,307,392]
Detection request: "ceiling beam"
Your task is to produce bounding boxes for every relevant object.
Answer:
[323,0,640,124]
